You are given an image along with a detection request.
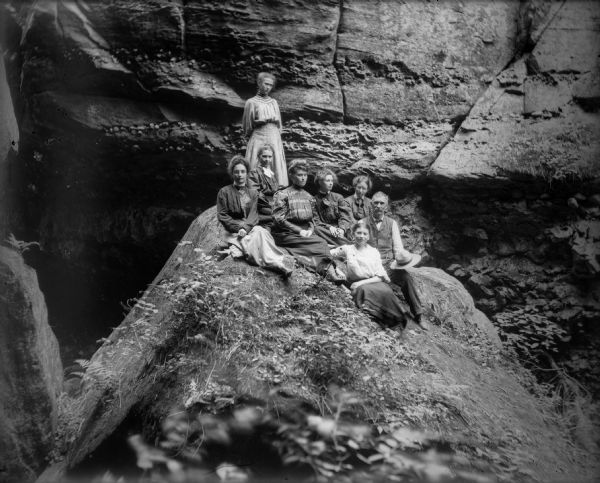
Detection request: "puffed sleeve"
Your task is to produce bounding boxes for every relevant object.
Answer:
[247,169,261,192]
[391,219,405,260]
[330,245,348,260]
[242,98,254,137]
[337,195,353,231]
[372,248,388,279]
[217,187,243,233]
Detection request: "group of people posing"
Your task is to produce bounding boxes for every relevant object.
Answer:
[215,72,427,332]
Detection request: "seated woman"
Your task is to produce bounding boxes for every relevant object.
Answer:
[271,160,343,281]
[313,168,352,246]
[345,174,373,222]
[247,144,280,228]
[216,155,293,277]
[331,221,408,330]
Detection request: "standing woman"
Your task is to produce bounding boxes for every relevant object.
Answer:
[331,221,408,331]
[345,174,373,222]
[242,72,288,187]
[217,155,293,277]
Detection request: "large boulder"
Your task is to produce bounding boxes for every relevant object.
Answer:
[0,247,63,483]
[37,208,597,482]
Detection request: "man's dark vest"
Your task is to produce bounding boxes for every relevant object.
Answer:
[367,216,394,262]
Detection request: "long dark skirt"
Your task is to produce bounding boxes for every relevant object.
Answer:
[353,281,408,328]
[272,226,331,274]
[313,225,350,247]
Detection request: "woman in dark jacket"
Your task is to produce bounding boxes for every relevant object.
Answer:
[247,144,280,228]
[217,155,292,276]
[271,160,344,282]
[313,168,352,246]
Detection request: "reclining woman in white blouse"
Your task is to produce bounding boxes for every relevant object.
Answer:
[330,220,408,331]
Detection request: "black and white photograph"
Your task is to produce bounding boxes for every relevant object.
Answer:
[1,1,599,482]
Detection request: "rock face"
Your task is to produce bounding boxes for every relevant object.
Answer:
[0,247,63,483]
[3,0,600,415]
[429,0,600,191]
[0,53,19,236]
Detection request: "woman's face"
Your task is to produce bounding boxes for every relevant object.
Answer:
[354,181,368,199]
[354,226,370,246]
[258,77,274,96]
[319,174,334,193]
[259,149,274,167]
[232,163,247,186]
[290,169,308,188]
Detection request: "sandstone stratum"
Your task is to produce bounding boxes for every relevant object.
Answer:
[0,0,599,481]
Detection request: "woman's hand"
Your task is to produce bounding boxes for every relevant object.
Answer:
[237,228,248,238]
[299,229,312,238]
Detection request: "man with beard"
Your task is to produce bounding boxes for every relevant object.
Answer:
[365,192,428,330]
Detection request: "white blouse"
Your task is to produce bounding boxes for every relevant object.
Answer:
[330,244,388,282]
[242,96,282,135]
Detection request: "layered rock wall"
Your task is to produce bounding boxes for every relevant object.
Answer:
[0,247,63,483]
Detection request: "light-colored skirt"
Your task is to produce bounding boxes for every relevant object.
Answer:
[245,124,288,187]
[224,226,287,272]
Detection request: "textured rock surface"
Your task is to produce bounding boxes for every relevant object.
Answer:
[337,0,521,122]
[429,0,600,191]
[0,55,19,235]
[40,208,598,483]
[0,247,63,483]
[3,0,600,417]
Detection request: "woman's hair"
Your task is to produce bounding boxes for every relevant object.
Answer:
[352,174,372,191]
[288,159,309,177]
[257,144,275,158]
[228,155,249,177]
[257,72,276,86]
[352,219,369,234]
[315,168,337,186]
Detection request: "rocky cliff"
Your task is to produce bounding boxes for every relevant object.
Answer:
[1,0,599,465]
[0,247,63,483]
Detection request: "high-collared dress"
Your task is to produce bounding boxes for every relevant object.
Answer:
[248,165,280,227]
[216,183,288,273]
[331,243,408,328]
[242,94,288,186]
[313,191,353,246]
[271,186,332,274]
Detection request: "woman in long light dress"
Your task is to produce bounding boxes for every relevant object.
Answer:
[242,72,288,187]
[216,155,293,277]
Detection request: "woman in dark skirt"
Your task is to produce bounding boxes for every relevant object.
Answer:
[331,221,408,330]
[271,160,344,281]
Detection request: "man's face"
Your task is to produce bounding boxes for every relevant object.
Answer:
[291,169,308,188]
[372,197,387,217]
